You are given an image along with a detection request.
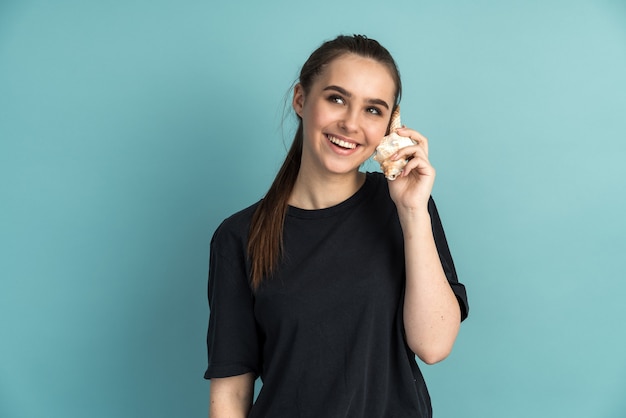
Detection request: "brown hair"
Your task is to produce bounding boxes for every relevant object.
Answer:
[247,34,402,290]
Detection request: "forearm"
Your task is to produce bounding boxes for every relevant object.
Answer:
[400,209,461,364]
[209,374,254,418]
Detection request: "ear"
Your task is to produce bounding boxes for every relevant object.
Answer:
[292,83,305,117]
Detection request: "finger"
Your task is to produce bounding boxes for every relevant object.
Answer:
[396,127,429,155]
[392,144,428,162]
[401,155,435,178]
[396,127,428,144]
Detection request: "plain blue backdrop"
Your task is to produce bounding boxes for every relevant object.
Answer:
[1,0,625,417]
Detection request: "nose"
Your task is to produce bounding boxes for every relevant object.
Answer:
[339,108,359,133]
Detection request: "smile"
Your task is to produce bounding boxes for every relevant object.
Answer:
[327,135,357,149]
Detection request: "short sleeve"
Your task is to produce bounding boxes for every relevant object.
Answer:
[204,222,260,379]
[428,197,469,321]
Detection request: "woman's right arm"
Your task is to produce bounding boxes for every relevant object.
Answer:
[209,372,255,418]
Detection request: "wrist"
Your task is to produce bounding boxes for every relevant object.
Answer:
[397,206,431,230]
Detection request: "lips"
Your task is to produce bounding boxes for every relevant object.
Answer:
[326,134,357,150]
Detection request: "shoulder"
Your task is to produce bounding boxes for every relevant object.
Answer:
[364,171,399,208]
[364,171,390,197]
[211,200,261,252]
[366,170,387,185]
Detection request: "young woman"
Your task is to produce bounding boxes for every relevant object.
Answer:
[204,34,469,417]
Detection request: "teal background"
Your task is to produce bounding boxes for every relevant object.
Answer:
[1,0,625,417]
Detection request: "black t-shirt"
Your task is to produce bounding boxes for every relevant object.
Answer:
[205,172,469,417]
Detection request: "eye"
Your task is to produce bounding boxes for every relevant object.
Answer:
[366,106,383,116]
[328,94,345,105]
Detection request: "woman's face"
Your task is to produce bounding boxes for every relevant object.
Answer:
[293,53,397,177]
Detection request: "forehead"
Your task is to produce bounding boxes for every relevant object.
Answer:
[315,54,396,102]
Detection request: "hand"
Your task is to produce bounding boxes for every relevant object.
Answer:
[386,127,434,212]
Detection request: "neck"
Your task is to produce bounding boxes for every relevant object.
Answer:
[289,170,366,210]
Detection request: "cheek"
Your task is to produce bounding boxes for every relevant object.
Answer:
[366,122,389,142]
[302,102,328,127]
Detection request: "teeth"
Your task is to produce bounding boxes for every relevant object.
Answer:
[328,135,357,149]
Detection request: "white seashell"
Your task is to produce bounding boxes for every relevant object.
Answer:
[373,107,416,180]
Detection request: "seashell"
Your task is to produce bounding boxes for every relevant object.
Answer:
[373,106,416,180]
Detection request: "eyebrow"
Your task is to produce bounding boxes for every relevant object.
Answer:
[323,85,390,110]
